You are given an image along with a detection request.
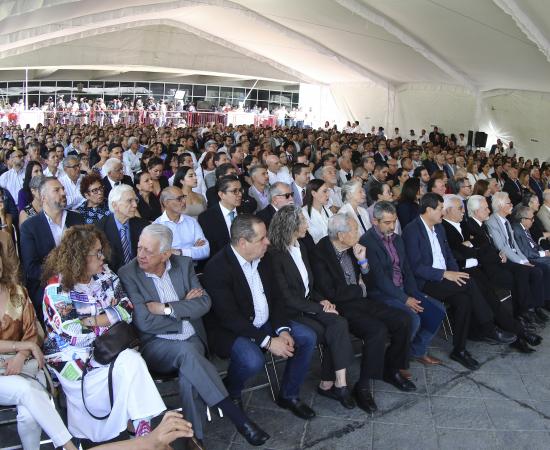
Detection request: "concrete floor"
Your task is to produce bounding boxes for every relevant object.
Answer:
[2,327,550,449]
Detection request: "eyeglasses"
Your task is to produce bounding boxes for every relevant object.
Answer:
[166,195,187,202]
[522,216,535,221]
[65,164,81,170]
[87,249,104,259]
[88,186,103,195]
[225,188,244,195]
[274,193,293,199]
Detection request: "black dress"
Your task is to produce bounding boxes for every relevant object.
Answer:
[137,192,162,222]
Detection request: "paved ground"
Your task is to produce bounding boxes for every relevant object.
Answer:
[3,326,550,449]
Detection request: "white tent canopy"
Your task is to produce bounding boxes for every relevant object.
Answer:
[1,0,550,158]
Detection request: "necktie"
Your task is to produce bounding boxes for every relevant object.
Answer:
[229,210,236,223]
[514,180,521,192]
[301,189,306,201]
[115,181,121,186]
[120,225,132,264]
[525,228,537,248]
[504,221,516,250]
[346,173,352,181]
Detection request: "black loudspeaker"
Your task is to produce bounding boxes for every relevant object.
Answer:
[467,130,474,147]
[474,132,487,147]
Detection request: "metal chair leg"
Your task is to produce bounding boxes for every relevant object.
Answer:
[267,352,280,391]
[445,311,454,336]
[264,362,277,401]
[318,344,324,364]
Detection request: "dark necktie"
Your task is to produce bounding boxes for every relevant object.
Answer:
[115,181,121,186]
[120,225,132,264]
[301,189,306,201]
[504,221,516,250]
[514,180,521,192]
[345,172,352,181]
[525,228,537,249]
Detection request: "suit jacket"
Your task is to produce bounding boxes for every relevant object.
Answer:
[485,213,528,264]
[269,242,323,320]
[291,182,306,208]
[466,217,503,266]
[401,216,458,289]
[512,223,546,261]
[20,210,84,307]
[206,186,257,214]
[502,178,523,205]
[537,205,550,232]
[422,159,437,175]
[256,204,276,228]
[365,176,382,206]
[360,227,420,303]
[373,152,388,165]
[202,245,289,358]
[198,203,230,258]
[310,236,368,305]
[95,215,149,273]
[396,201,419,230]
[118,256,211,347]
[442,220,478,270]
[101,175,134,198]
[530,177,545,204]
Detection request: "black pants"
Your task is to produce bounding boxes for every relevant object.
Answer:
[531,259,550,304]
[422,279,474,352]
[337,298,411,388]
[503,261,544,312]
[295,312,354,382]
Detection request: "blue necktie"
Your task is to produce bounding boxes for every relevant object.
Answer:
[120,225,132,264]
[229,210,236,223]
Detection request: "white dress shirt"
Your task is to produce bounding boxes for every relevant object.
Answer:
[421,217,447,270]
[288,243,309,297]
[0,168,24,200]
[58,173,84,209]
[302,205,333,244]
[268,168,292,186]
[443,219,478,268]
[45,210,67,246]
[123,149,142,173]
[145,260,195,341]
[219,203,237,234]
[154,212,210,260]
[327,186,343,209]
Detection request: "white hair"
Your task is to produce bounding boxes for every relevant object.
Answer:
[141,224,173,252]
[467,195,486,216]
[128,136,138,146]
[108,184,134,213]
[443,194,462,211]
[341,179,362,203]
[103,157,122,177]
[492,191,510,213]
[327,213,353,240]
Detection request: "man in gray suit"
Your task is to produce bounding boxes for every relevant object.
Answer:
[512,205,550,308]
[485,192,548,323]
[119,224,269,447]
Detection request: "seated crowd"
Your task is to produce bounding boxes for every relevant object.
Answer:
[2,120,550,449]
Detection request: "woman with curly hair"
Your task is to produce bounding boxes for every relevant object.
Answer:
[41,225,165,444]
[268,205,355,410]
[76,173,111,224]
[0,244,78,450]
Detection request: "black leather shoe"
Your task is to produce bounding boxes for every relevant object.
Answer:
[526,310,546,326]
[276,397,316,419]
[383,371,417,392]
[535,307,549,322]
[519,313,537,328]
[317,386,355,409]
[523,331,542,347]
[510,338,535,354]
[482,327,517,345]
[353,384,378,413]
[236,420,270,446]
[450,349,480,370]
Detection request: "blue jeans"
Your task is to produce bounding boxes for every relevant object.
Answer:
[224,321,316,399]
[374,295,444,358]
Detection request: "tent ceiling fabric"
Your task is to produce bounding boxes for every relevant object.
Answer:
[1,0,550,92]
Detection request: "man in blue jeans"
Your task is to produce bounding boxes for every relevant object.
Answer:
[361,201,446,366]
[203,214,317,420]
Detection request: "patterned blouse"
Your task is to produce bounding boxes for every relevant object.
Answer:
[42,267,133,381]
[76,201,111,224]
[0,285,38,344]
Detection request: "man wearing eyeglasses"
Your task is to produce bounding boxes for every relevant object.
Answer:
[59,155,85,209]
[256,182,294,228]
[0,149,25,201]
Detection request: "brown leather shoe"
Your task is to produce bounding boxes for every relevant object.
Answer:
[399,369,412,380]
[414,355,442,365]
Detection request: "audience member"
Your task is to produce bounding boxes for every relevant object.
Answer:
[76,172,111,224]
[135,171,162,222]
[256,181,294,227]
[338,179,372,237]
[19,174,43,225]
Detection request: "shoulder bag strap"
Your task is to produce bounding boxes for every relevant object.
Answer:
[81,359,115,420]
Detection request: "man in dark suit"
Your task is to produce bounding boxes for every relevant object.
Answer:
[95,184,148,274]
[199,175,243,258]
[256,182,294,228]
[361,201,445,365]
[443,195,540,352]
[311,214,415,413]
[529,167,545,204]
[373,142,389,165]
[402,193,516,370]
[101,157,133,198]
[206,163,257,214]
[365,163,388,206]
[203,215,317,420]
[20,177,84,314]
[119,224,269,446]
[502,167,523,206]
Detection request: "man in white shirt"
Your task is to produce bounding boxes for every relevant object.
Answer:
[123,136,142,174]
[266,155,292,185]
[457,133,467,147]
[43,147,63,177]
[154,187,210,261]
[418,129,429,145]
[0,149,25,200]
[58,155,84,209]
[337,156,353,186]
[319,165,342,213]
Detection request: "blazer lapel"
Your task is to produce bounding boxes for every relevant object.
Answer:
[38,212,55,250]
[216,204,230,241]
[136,265,162,301]
[416,218,434,266]
[226,247,253,306]
[168,257,187,298]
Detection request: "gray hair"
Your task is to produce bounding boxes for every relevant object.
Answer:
[128,136,138,146]
[108,184,134,213]
[341,179,362,203]
[467,195,486,216]
[141,224,173,253]
[492,191,510,213]
[38,176,59,196]
[353,167,367,178]
[443,194,462,211]
[29,174,45,191]
[62,155,79,168]
[268,182,291,203]
[249,165,267,179]
[373,201,396,220]
[230,214,264,246]
[327,213,353,240]
[159,186,181,207]
[512,205,532,223]
[268,205,303,251]
[103,157,122,176]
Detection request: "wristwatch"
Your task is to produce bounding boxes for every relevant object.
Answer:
[164,304,172,316]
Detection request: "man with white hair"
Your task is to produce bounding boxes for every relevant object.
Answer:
[95,184,149,273]
[266,154,292,185]
[119,224,270,447]
[485,192,548,325]
[101,157,134,198]
[319,165,343,213]
[123,136,142,174]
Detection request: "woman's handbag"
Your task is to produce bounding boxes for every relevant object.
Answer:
[81,321,140,420]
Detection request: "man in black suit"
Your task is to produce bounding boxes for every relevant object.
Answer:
[373,141,389,165]
[20,177,84,314]
[101,157,133,198]
[365,163,388,206]
[95,184,149,273]
[311,214,415,413]
[443,195,540,353]
[199,175,243,258]
[256,182,294,228]
[502,167,523,206]
[206,164,257,214]
[203,215,317,420]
